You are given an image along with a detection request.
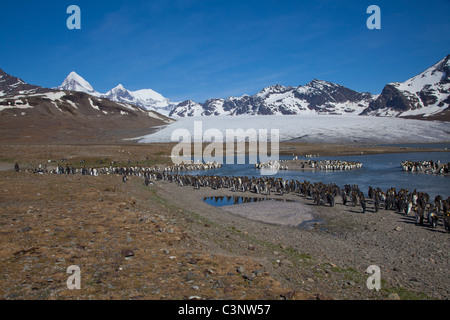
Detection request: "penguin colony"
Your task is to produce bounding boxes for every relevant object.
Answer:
[21,161,450,233]
[255,159,363,171]
[254,160,288,171]
[401,160,449,175]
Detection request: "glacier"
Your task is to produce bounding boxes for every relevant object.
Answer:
[137,115,450,144]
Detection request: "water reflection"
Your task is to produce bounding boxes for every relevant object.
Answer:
[203,196,296,207]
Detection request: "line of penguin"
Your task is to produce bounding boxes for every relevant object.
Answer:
[254,160,289,170]
[20,161,221,176]
[308,159,363,170]
[401,160,449,175]
[19,162,450,233]
[255,159,363,171]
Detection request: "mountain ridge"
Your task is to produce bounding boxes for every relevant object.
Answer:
[168,54,449,120]
[3,54,449,122]
[169,79,375,117]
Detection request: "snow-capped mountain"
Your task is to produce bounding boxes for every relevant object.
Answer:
[23,53,450,121]
[169,100,205,117]
[169,80,374,117]
[103,84,176,115]
[55,72,177,115]
[361,54,450,119]
[0,68,173,127]
[169,55,450,120]
[56,71,100,96]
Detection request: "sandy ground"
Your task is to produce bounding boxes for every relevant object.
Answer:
[221,200,315,228]
[0,162,13,172]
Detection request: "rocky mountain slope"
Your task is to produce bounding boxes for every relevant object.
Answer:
[0,69,46,97]
[169,80,374,117]
[361,54,450,120]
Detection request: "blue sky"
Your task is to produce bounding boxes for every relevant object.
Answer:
[1,0,449,102]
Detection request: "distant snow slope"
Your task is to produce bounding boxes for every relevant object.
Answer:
[137,115,450,144]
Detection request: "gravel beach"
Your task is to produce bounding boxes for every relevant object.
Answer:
[155,180,450,300]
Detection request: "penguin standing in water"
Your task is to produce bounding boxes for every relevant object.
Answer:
[14,162,20,172]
